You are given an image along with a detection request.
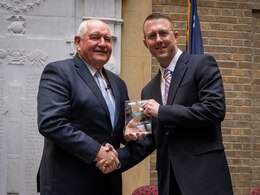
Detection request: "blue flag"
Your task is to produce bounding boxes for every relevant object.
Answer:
[186,0,204,54]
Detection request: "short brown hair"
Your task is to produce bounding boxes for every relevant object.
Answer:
[143,13,173,29]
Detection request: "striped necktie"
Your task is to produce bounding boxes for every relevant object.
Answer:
[95,71,115,128]
[163,69,172,105]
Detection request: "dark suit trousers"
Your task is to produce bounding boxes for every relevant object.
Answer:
[169,162,182,195]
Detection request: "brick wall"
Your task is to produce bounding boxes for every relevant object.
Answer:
[150,0,260,194]
[252,9,260,192]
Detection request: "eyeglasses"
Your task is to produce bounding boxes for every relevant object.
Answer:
[145,29,174,41]
[145,30,173,41]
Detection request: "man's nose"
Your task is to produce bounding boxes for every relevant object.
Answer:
[155,33,163,42]
[98,37,106,46]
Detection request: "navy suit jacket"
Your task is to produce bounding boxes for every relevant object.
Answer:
[119,52,233,195]
[37,54,128,195]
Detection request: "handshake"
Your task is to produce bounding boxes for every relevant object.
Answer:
[95,99,158,174]
[94,119,148,174]
[95,143,120,174]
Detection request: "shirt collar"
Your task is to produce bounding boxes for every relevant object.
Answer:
[77,53,100,76]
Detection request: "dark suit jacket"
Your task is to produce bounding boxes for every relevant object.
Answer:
[37,54,128,195]
[119,52,233,195]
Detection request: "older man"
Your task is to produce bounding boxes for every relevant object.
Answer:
[37,19,128,195]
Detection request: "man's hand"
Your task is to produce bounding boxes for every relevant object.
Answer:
[124,118,147,141]
[95,143,120,174]
[142,99,159,118]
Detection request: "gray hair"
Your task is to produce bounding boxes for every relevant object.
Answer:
[77,20,88,38]
[77,20,112,38]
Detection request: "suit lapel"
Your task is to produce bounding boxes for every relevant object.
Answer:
[73,55,111,125]
[151,71,163,104]
[167,53,189,105]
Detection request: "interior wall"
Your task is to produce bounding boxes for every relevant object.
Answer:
[121,1,152,195]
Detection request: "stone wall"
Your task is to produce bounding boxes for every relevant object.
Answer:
[0,0,123,194]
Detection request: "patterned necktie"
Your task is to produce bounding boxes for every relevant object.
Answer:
[163,69,172,105]
[95,71,115,128]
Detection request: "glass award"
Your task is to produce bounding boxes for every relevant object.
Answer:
[125,100,152,134]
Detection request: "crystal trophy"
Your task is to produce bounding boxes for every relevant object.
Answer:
[125,100,152,134]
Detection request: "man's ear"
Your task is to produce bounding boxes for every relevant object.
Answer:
[173,31,179,42]
[74,36,80,45]
[143,39,148,48]
[74,36,81,51]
